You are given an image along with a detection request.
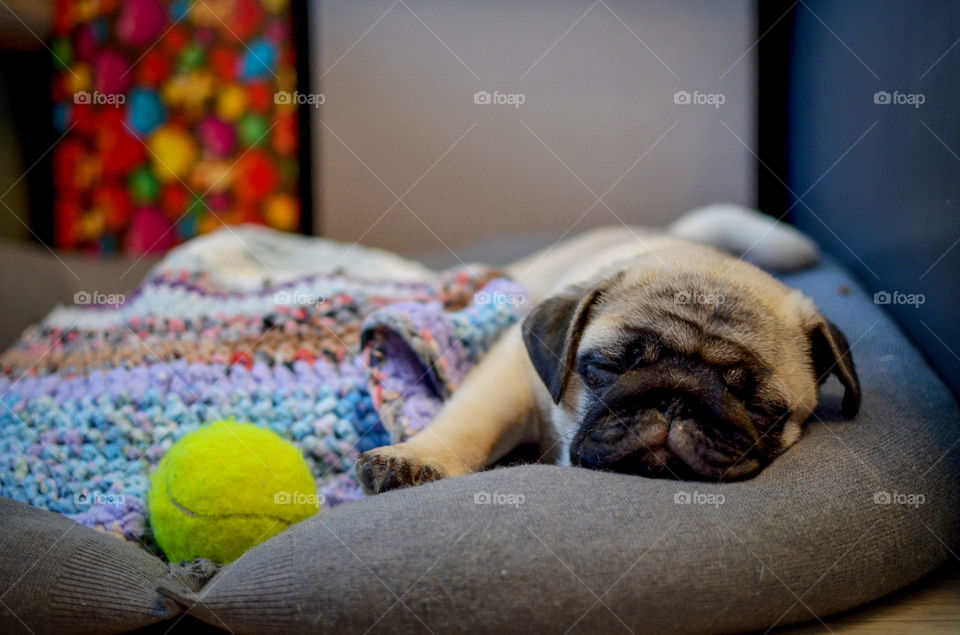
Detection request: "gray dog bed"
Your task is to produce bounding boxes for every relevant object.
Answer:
[2,259,959,634]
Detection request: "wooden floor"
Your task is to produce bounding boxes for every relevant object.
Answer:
[782,564,960,633]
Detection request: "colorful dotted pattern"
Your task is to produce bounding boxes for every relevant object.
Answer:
[51,0,302,254]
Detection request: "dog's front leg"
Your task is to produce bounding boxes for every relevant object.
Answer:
[356,325,540,495]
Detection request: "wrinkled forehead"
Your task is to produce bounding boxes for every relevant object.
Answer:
[579,272,780,366]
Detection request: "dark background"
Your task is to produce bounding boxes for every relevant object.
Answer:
[784,0,960,395]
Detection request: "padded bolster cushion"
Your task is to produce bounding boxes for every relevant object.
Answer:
[182,262,960,633]
[0,497,204,634]
[2,261,959,634]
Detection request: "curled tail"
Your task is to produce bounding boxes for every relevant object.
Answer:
[668,203,819,271]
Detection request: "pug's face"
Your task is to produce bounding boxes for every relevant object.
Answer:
[522,250,860,481]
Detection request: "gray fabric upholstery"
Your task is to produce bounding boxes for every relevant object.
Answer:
[1,261,958,634]
[0,497,199,634]
[183,262,960,633]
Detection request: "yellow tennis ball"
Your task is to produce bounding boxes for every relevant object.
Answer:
[148,420,320,563]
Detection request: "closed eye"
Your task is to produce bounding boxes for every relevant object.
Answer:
[578,355,622,389]
[722,365,756,400]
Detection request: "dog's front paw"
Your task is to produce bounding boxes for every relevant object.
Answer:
[355,446,447,495]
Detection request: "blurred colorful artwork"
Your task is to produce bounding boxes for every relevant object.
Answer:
[50,0,303,255]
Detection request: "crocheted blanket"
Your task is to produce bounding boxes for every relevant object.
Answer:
[0,227,526,546]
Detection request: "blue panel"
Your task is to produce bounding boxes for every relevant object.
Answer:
[789,0,960,395]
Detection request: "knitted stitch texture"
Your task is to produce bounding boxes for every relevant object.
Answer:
[0,227,526,546]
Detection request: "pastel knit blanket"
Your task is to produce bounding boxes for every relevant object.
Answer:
[0,227,526,545]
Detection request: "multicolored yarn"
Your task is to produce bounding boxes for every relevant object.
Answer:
[0,228,525,545]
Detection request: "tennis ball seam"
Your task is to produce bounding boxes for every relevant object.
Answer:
[165,474,294,526]
[148,420,320,563]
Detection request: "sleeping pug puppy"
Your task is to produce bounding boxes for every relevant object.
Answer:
[355,205,861,493]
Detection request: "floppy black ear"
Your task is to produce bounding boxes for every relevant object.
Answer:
[810,320,861,418]
[521,285,602,404]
